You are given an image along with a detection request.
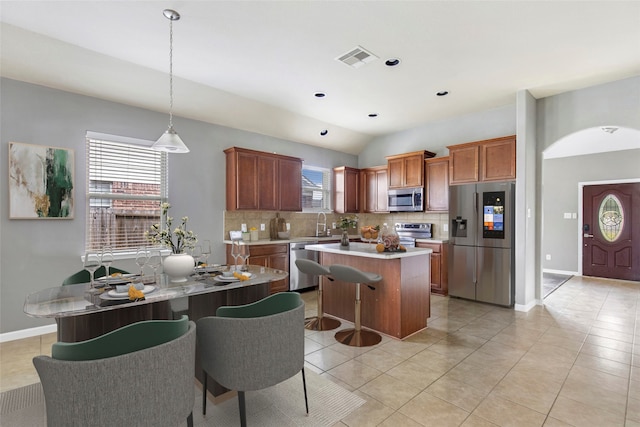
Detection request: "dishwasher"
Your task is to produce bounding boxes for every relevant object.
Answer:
[289,241,319,291]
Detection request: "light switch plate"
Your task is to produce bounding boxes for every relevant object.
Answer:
[241,224,247,232]
[442,224,448,232]
[286,223,291,231]
[260,224,265,231]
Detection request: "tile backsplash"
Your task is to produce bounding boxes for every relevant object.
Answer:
[223,211,449,241]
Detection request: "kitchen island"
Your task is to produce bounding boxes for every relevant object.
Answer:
[306,242,432,339]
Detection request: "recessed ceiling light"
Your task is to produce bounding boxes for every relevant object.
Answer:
[436,91,449,97]
[314,92,326,98]
[385,58,400,67]
[320,129,328,136]
[368,113,378,118]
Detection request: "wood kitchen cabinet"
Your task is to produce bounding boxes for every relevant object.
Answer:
[415,241,448,295]
[424,157,449,212]
[225,147,302,211]
[333,166,360,214]
[226,243,289,294]
[386,150,435,189]
[448,135,516,185]
[361,166,388,213]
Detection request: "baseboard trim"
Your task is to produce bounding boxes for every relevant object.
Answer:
[514,299,538,312]
[0,324,57,343]
[543,269,578,276]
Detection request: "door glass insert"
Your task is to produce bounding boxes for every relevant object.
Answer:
[598,194,624,242]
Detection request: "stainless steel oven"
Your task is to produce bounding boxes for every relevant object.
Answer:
[395,222,432,247]
[388,187,424,212]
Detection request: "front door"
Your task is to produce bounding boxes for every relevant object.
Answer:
[583,183,640,281]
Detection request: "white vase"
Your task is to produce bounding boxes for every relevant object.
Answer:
[163,253,194,283]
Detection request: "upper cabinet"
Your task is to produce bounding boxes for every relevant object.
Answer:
[447,135,516,185]
[333,166,360,214]
[361,166,388,213]
[424,157,449,212]
[386,150,435,189]
[225,147,302,211]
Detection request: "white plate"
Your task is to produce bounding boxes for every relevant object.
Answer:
[213,273,254,283]
[96,273,138,281]
[104,285,156,299]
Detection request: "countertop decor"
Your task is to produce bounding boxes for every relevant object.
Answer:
[145,202,197,254]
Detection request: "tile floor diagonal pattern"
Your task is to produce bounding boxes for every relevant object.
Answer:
[1,275,639,426]
[301,276,639,427]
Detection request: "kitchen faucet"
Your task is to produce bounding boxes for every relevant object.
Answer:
[316,212,327,237]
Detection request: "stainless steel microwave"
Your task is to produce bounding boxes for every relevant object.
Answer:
[388,187,424,212]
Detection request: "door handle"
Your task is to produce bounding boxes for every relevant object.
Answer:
[583,233,594,238]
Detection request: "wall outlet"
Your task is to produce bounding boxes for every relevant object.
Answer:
[332,222,336,229]
[442,223,448,232]
[241,224,247,232]
[286,223,291,231]
[572,213,577,219]
[546,254,551,261]
[260,223,265,231]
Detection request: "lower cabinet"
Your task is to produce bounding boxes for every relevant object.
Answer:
[226,243,289,294]
[416,241,448,295]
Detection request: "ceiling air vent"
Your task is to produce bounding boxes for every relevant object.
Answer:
[335,45,378,69]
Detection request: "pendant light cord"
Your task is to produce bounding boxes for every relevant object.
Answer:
[168,18,174,129]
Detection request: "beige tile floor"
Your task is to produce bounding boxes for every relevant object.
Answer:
[2,275,639,426]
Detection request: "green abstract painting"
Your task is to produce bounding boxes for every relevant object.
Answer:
[9,142,74,219]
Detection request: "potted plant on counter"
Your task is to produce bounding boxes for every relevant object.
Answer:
[145,202,197,282]
[338,215,358,247]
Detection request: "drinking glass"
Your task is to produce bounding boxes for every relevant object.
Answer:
[239,243,250,272]
[84,251,101,288]
[201,240,211,266]
[230,240,241,270]
[135,248,148,276]
[101,247,114,279]
[147,250,162,282]
[192,245,203,267]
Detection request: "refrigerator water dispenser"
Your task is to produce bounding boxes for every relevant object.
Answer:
[451,217,468,237]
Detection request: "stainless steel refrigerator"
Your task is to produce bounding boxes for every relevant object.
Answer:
[448,182,515,307]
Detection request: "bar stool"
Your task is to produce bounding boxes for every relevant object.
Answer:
[329,264,382,347]
[295,259,341,331]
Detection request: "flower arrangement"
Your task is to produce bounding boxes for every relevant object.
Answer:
[338,215,358,230]
[145,202,197,254]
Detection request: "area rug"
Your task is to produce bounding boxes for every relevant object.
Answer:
[543,272,573,298]
[0,370,365,427]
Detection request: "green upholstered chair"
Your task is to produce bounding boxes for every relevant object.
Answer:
[197,292,307,426]
[62,266,129,285]
[33,315,196,427]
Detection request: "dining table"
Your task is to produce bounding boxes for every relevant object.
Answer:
[24,264,288,399]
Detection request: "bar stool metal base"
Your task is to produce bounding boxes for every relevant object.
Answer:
[334,328,382,347]
[305,316,341,331]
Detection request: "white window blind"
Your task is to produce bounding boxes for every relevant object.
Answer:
[86,135,168,252]
[302,166,331,212]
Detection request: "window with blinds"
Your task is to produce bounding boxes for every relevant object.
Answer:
[86,135,168,252]
[302,166,331,212]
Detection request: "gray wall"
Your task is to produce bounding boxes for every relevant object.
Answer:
[537,76,640,275]
[542,149,640,272]
[0,77,356,333]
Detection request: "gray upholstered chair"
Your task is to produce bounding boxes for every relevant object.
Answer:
[329,264,383,347]
[33,316,196,427]
[295,258,341,331]
[197,292,307,426]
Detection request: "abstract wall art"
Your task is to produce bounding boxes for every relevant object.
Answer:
[8,142,74,219]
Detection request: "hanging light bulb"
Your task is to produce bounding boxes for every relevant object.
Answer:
[152,9,189,153]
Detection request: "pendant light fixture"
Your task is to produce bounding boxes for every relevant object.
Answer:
[152,9,189,153]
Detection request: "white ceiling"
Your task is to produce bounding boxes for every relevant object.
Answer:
[1,1,639,155]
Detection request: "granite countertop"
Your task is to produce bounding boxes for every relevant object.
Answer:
[224,236,448,245]
[306,242,432,260]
